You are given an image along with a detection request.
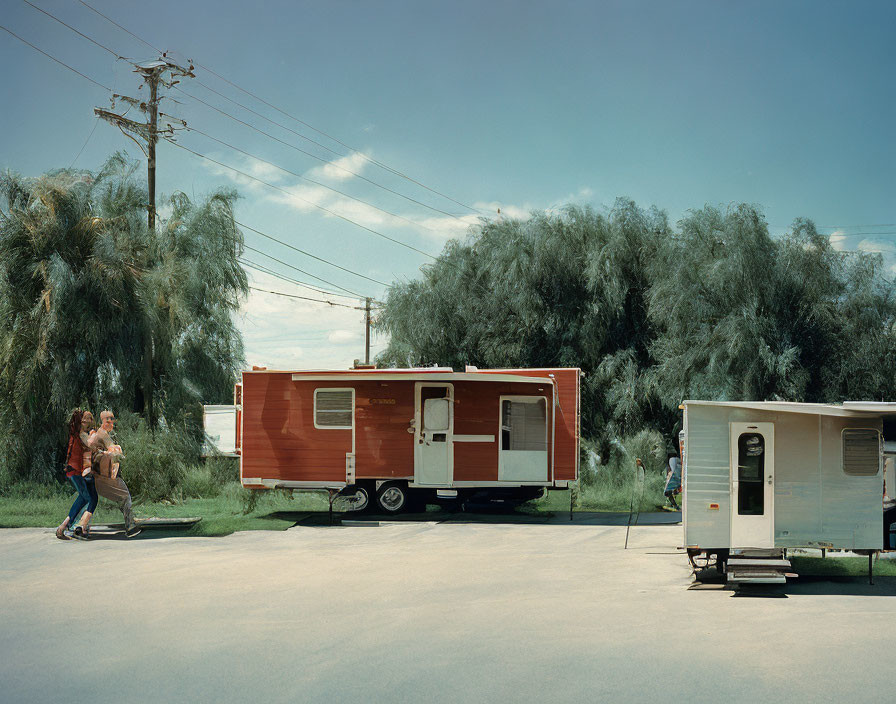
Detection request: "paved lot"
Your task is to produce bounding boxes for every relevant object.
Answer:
[1,517,894,703]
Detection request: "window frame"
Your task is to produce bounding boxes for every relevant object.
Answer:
[841,427,882,477]
[499,395,549,453]
[313,387,355,430]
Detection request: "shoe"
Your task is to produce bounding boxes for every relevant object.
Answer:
[56,525,71,540]
[72,526,89,541]
[125,525,141,538]
[63,529,75,539]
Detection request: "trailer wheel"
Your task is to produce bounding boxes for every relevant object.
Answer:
[339,484,372,512]
[376,482,408,514]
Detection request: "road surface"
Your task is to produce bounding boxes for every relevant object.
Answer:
[1,517,893,703]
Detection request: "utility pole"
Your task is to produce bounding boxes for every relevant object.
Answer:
[364,297,372,365]
[94,57,193,427]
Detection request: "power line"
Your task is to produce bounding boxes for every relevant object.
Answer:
[22,0,126,60]
[248,286,368,309]
[234,219,389,288]
[824,232,896,237]
[0,23,111,91]
[69,116,100,168]
[241,258,353,299]
[175,122,439,233]
[172,87,464,220]
[817,224,896,230]
[76,0,486,216]
[167,140,439,260]
[77,0,160,54]
[240,254,366,300]
[190,67,486,216]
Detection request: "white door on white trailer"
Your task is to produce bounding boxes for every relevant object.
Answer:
[414,383,454,486]
[729,422,775,548]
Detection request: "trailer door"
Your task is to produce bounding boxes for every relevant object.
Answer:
[414,383,454,486]
[729,422,774,548]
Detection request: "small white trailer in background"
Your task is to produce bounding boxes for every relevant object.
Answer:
[682,401,896,584]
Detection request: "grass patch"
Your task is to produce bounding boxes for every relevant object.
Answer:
[790,555,896,578]
[534,431,672,513]
[0,481,330,537]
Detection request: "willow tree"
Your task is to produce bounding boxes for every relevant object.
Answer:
[377,199,670,446]
[646,206,896,411]
[378,199,896,452]
[0,154,247,482]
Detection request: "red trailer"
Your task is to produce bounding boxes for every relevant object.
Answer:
[232,365,580,513]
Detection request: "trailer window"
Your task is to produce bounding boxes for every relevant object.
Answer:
[314,389,354,429]
[501,398,547,451]
[736,433,765,515]
[842,429,880,476]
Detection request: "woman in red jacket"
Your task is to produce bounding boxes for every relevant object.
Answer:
[55,410,98,540]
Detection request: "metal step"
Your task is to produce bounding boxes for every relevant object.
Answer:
[726,556,794,584]
[727,558,791,569]
[727,573,787,584]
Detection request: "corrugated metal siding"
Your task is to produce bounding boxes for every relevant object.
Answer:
[685,406,883,550]
[684,405,731,548]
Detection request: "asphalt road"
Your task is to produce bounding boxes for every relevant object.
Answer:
[1,517,894,703]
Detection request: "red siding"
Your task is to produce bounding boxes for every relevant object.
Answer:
[241,368,579,485]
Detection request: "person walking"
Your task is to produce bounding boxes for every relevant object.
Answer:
[55,410,98,540]
[89,410,138,536]
[663,452,682,511]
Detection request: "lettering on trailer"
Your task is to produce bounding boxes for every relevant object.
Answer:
[369,398,397,405]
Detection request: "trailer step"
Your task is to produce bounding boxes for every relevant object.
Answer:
[726,556,794,585]
[727,558,792,569]
[727,573,787,584]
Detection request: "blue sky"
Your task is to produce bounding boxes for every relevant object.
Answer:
[2,0,894,369]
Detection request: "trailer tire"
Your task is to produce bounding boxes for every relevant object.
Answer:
[376,482,408,514]
[339,484,373,512]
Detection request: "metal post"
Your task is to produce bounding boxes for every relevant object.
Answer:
[624,458,645,549]
[869,552,874,585]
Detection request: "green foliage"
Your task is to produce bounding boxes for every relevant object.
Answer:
[0,155,247,483]
[378,201,896,453]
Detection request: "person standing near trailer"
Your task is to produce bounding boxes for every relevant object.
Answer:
[664,453,682,511]
[89,410,138,536]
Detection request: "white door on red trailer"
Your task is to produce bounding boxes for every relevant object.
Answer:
[729,422,775,548]
[414,383,454,485]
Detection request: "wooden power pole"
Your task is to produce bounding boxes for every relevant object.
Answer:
[364,297,372,365]
[94,57,193,426]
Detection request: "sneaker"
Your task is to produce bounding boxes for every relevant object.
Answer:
[63,529,75,539]
[72,526,89,541]
[125,525,142,538]
[56,525,71,540]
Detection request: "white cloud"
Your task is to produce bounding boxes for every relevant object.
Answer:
[308,152,370,182]
[828,231,848,251]
[857,238,896,254]
[328,330,357,344]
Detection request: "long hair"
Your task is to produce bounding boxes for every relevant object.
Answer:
[68,409,84,440]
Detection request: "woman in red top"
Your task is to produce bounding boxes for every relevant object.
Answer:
[55,410,98,540]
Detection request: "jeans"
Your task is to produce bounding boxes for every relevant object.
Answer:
[67,474,98,524]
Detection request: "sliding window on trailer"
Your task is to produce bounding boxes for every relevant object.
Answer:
[498,396,548,481]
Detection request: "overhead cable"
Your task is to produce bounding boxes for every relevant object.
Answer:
[234,219,390,288]
[0,23,111,91]
[22,0,127,60]
[248,286,369,309]
[240,250,367,299]
[175,122,439,232]
[167,140,439,260]
[76,0,486,216]
[172,88,464,220]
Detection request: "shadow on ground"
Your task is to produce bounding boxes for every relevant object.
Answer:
[689,566,896,597]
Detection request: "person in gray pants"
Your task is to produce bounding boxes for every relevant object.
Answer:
[89,410,138,536]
